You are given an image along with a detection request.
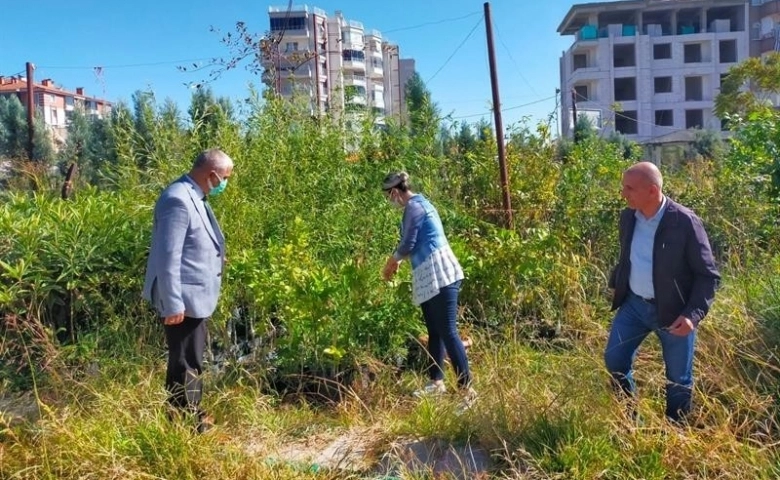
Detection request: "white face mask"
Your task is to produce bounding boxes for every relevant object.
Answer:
[387,189,404,209]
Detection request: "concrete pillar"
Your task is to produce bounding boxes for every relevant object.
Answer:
[701,7,707,33]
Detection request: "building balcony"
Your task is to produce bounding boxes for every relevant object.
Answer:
[567,66,608,84]
[757,33,780,53]
[289,66,314,78]
[343,59,366,70]
[367,63,384,78]
[342,40,364,50]
[760,0,780,17]
[345,95,367,108]
[270,26,310,38]
[343,73,367,86]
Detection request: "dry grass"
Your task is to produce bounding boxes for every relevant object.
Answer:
[2,267,780,479]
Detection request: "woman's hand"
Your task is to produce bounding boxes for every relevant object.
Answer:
[382,256,401,281]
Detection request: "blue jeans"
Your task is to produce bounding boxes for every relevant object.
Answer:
[604,292,696,422]
[420,280,471,389]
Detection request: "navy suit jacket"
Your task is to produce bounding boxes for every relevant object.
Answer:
[609,198,720,327]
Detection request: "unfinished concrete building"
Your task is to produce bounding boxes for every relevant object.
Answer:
[557,0,768,147]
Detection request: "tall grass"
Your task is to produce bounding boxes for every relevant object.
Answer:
[2,92,780,478]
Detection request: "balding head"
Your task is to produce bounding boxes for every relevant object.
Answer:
[624,161,663,191]
[189,148,234,197]
[621,161,665,218]
[192,148,233,173]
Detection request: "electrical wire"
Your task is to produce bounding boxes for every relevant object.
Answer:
[448,94,558,120]
[383,11,482,34]
[493,19,537,96]
[426,16,484,84]
[37,58,216,70]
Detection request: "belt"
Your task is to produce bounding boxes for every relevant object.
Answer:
[631,290,656,304]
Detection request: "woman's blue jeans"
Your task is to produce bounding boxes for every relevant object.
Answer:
[420,280,471,389]
[604,292,696,422]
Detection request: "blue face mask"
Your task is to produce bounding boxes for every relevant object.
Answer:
[208,173,228,196]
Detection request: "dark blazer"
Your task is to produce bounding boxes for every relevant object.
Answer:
[609,198,720,328]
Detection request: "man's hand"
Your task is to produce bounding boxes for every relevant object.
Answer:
[382,256,401,281]
[667,315,695,336]
[164,312,185,325]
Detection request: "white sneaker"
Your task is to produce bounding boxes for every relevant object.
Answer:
[413,381,447,398]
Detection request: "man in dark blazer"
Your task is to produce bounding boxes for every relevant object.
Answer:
[606,161,720,424]
[143,148,233,432]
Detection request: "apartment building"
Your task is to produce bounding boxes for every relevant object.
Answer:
[752,0,780,57]
[262,5,415,123]
[558,0,779,144]
[0,76,112,144]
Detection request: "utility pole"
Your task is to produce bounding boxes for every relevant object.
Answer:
[571,88,578,135]
[554,88,561,138]
[25,62,35,161]
[483,2,512,229]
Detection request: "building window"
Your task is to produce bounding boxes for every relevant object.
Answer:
[285,42,299,53]
[685,109,704,129]
[574,85,589,101]
[65,96,74,107]
[614,77,637,101]
[573,53,587,70]
[684,43,702,63]
[653,43,671,59]
[342,49,365,62]
[719,39,737,63]
[655,109,674,126]
[270,16,306,31]
[613,44,635,67]
[615,110,638,135]
[685,76,703,101]
[654,76,672,93]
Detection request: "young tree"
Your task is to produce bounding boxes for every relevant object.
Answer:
[0,95,28,159]
[405,72,440,156]
[715,52,780,118]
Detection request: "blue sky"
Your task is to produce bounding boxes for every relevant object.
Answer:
[2,0,577,132]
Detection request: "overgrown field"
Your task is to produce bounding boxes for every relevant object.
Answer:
[2,88,780,479]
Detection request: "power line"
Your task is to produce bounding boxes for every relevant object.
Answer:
[493,20,537,96]
[274,0,295,44]
[37,58,216,70]
[448,94,558,120]
[503,95,557,111]
[426,16,484,85]
[383,11,481,34]
[570,90,697,139]
[31,11,483,74]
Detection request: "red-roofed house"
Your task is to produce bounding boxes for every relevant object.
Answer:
[0,76,112,145]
